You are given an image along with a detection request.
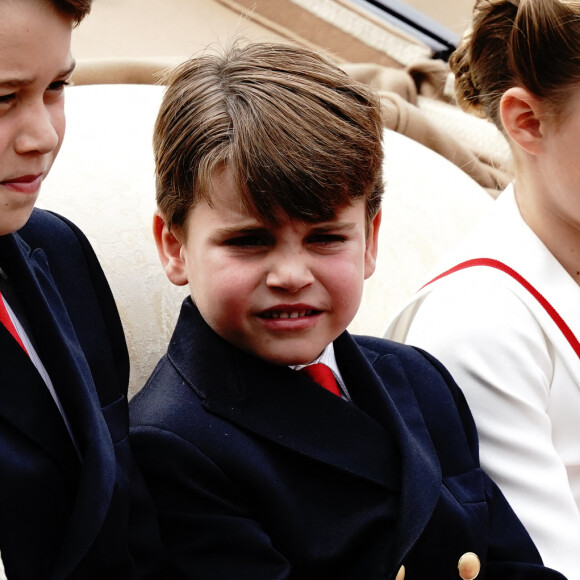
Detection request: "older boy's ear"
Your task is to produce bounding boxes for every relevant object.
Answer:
[364,209,382,280]
[152,213,188,286]
[500,87,544,155]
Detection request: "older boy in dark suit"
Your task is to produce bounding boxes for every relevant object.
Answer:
[130,42,563,580]
[0,1,162,577]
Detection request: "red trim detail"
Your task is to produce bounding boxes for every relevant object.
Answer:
[421,258,580,359]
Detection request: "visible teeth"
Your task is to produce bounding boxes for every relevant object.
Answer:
[266,310,312,319]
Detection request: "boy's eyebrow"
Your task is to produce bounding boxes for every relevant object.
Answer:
[0,60,76,89]
[312,222,357,234]
[212,224,269,237]
[212,220,357,239]
[310,221,357,232]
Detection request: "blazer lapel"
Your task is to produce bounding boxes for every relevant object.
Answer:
[0,325,80,480]
[169,299,399,490]
[0,233,116,577]
[222,353,402,489]
[171,300,446,569]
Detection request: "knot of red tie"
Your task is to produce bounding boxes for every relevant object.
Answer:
[299,363,341,397]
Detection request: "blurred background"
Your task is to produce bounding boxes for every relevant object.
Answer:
[71,0,474,62]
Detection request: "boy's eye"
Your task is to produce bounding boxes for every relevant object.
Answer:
[47,80,71,92]
[224,234,271,249]
[0,93,15,106]
[308,234,346,245]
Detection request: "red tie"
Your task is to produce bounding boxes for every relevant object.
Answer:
[0,292,28,354]
[299,363,341,396]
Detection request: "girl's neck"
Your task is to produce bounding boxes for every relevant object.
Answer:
[515,181,580,286]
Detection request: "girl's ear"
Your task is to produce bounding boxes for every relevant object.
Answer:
[500,87,545,155]
[152,213,188,286]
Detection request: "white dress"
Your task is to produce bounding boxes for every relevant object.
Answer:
[385,184,580,580]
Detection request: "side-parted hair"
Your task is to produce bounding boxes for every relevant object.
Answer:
[154,42,384,231]
[450,0,580,129]
[45,0,92,25]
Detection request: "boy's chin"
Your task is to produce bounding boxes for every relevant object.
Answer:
[0,205,37,236]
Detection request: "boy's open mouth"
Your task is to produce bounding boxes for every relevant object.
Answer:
[260,309,320,319]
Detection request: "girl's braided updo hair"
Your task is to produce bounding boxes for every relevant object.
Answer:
[450,0,580,130]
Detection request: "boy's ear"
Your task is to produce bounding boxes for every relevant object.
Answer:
[364,209,382,280]
[152,213,189,286]
[500,87,544,155]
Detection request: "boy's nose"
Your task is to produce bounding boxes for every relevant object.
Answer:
[14,102,60,155]
[266,256,314,293]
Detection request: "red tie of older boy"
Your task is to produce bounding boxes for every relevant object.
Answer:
[0,292,28,354]
[299,363,341,396]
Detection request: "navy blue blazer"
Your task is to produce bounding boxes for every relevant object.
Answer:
[0,209,162,579]
[130,298,565,580]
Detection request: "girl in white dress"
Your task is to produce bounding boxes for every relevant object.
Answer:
[386,1,580,578]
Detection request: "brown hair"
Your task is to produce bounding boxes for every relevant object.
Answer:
[449,0,580,129]
[154,42,383,231]
[44,0,92,25]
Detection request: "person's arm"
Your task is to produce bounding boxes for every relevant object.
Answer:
[129,425,290,580]
[403,277,580,579]
[409,346,566,579]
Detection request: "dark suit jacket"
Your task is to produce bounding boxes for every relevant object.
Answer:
[0,209,162,579]
[130,298,565,580]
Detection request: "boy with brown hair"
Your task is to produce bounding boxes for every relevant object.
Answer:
[129,42,562,579]
[0,0,162,577]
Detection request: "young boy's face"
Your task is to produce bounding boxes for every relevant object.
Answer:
[156,166,381,366]
[0,0,74,236]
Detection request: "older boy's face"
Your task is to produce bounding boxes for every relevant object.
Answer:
[0,0,74,236]
[157,167,380,366]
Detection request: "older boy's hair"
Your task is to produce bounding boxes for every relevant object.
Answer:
[154,42,384,230]
[45,0,92,24]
